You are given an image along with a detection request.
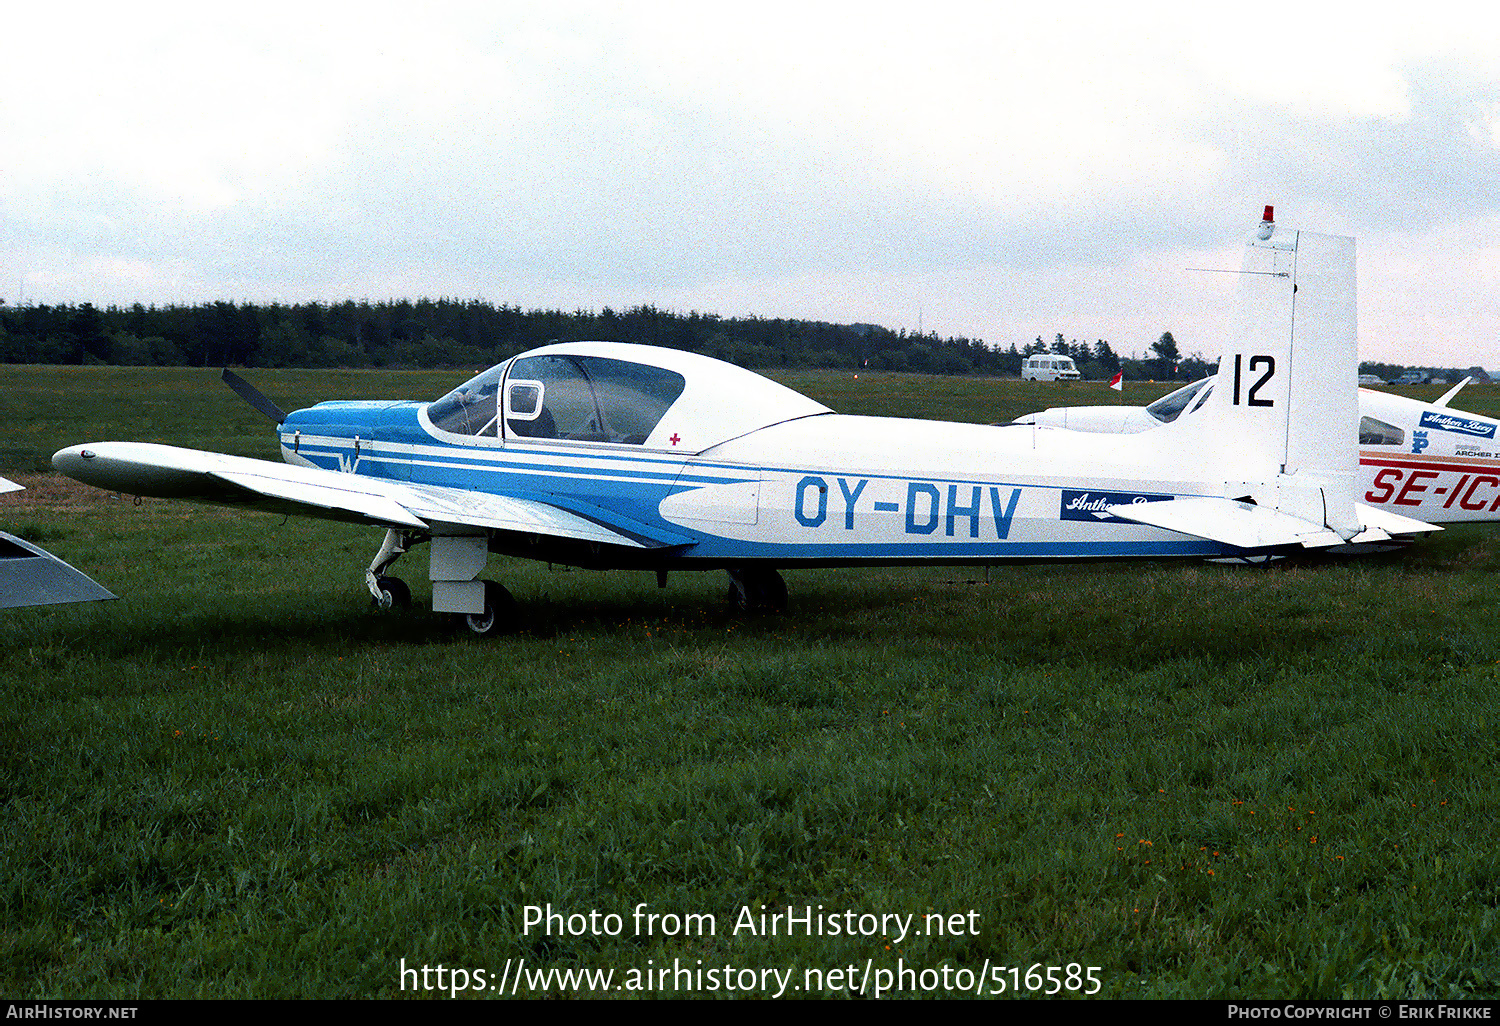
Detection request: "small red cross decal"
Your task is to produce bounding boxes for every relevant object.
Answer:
[669,433,680,446]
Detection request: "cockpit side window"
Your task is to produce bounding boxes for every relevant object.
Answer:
[1359,416,1405,445]
[505,355,685,444]
[428,365,505,436]
[585,358,686,442]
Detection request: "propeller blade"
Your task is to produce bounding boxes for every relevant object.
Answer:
[221,368,288,425]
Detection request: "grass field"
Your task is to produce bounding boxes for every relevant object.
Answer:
[4,365,1500,999]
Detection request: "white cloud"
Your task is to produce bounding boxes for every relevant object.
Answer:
[5,2,1500,367]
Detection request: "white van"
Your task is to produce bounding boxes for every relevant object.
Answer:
[1021,355,1082,381]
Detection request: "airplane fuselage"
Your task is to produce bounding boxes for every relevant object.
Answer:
[279,398,1247,568]
[52,214,1437,630]
[1358,389,1500,524]
[1020,383,1500,528]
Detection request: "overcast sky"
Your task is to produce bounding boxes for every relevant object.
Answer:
[5,2,1500,367]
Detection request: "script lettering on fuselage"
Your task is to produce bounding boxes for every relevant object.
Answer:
[1059,489,1173,524]
[1418,411,1497,439]
[791,476,1022,539]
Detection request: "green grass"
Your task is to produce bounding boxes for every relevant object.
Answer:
[3,366,1500,999]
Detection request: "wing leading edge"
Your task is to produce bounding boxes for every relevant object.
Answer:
[52,442,687,551]
[0,530,118,609]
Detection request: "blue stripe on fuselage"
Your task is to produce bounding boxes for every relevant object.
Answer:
[278,403,1246,564]
[281,402,724,543]
[661,536,1242,563]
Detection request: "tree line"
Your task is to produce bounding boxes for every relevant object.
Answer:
[1027,331,1217,382]
[7,297,1462,383]
[0,299,1014,375]
[0,298,1215,380]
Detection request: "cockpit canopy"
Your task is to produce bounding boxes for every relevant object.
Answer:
[423,341,831,452]
[428,365,505,436]
[429,355,685,443]
[1145,377,1214,424]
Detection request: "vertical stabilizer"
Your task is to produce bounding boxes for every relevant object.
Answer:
[1279,228,1358,536]
[1215,209,1299,477]
[1162,208,1361,540]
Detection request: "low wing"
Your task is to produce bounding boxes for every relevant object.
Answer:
[1434,377,1472,408]
[1,476,116,608]
[1106,496,1437,551]
[52,442,690,550]
[1,531,118,608]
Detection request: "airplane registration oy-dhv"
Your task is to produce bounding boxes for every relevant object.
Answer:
[52,208,1433,635]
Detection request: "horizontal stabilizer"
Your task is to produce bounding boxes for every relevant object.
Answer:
[1352,502,1440,538]
[1106,497,1342,550]
[1108,496,1441,552]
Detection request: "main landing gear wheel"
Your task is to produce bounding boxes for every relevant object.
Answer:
[725,568,787,614]
[464,580,518,636]
[371,575,411,611]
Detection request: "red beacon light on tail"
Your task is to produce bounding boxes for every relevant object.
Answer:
[1256,205,1275,240]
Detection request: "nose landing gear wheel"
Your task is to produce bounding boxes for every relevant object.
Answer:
[371,575,411,611]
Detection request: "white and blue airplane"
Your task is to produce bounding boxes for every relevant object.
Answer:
[51,209,1434,634]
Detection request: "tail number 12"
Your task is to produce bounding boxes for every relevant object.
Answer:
[1231,354,1276,407]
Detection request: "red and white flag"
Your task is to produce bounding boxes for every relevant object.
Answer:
[1108,371,1123,391]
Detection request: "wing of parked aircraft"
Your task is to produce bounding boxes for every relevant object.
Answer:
[1434,377,1471,408]
[0,476,117,609]
[50,443,690,549]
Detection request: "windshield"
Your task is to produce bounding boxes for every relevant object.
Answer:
[1146,378,1212,424]
[427,363,508,436]
[1359,416,1405,445]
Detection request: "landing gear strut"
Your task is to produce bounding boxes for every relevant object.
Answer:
[725,567,786,613]
[366,529,422,610]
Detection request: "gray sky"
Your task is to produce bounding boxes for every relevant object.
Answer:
[5,2,1500,367]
